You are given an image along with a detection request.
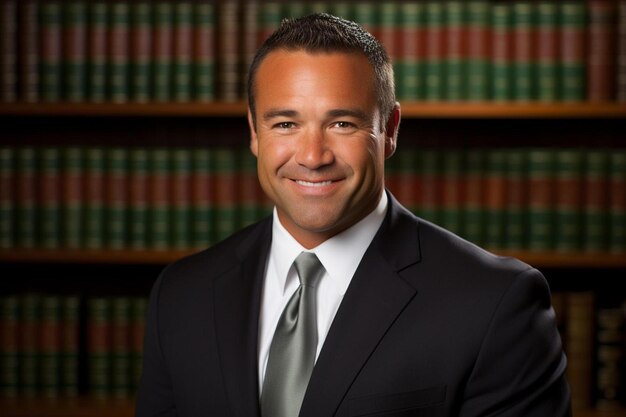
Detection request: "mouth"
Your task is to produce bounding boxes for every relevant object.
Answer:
[294,179,334,187]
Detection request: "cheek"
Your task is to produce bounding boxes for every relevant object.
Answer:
[257,138,293,174]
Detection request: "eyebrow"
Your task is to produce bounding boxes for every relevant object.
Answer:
[261,108,370,122]
[262,109,299,121]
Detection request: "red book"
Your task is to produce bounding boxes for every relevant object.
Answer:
[587,0,617,101]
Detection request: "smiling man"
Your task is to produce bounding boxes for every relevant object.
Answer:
[136,14,571,417]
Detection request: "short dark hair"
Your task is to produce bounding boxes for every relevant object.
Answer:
[247,13,395,131]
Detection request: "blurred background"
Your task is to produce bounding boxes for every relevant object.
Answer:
[0,0,625,416]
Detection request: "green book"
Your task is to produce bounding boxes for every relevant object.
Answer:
[512,2,536,102]
[193,1,215,102]
[171,148,192,249]
[609,150,626,253]
[19,293,40,397]
[559,1,586,102]
[0,1,17,102]
[444,1,466,101]
[16,147,37,248]
[84,147,105,249]
[462,149,484,246]
[88,297,111,398]
[554,149,583,252]
[504,149,527,250]
[191,149,213,248]
[424,2,445,101]
[527,149,555,251]
[582,150,609,252]
[39,147,62,249]
[129,148,149,250]
[330,3,353,21]
[379,3,399,96]
[105,148,129,249]
[62,1,87,102]
[149,148,171,249]
[109,1,130,103]
[62,147,84,249]
[0,295,19,397]
[130,297,147,392]
[536,2,559,102]
[213,148,237,243]
[40,1,62,102]
[307,2,328,15]
[60,296,80,397]
[87,2,108,102]
[466,1,490,101]
[418,149,440,224]
[396,2,424,101]
[352,2,377,38]
[484,150,506,249]
[440,149,463,235]
[130,2,152,103]
[153,2,173,102]
[491,3,513,101]
[0,147,15,248]
[173,2,193,102]
[40,295,61,398]
[111,297,131,399]
[238,149,260,229]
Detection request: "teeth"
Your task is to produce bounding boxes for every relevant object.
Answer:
[296,180,333,187]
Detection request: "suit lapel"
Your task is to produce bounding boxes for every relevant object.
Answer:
[213,220,272,417]
[300,195,422,417]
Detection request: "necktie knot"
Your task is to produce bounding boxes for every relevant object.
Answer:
[294,252,324,289]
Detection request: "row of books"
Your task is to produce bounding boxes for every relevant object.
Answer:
[0,294,148,399]
[553,291,626,411]
[1,146,625,253]
[1,0,625,103]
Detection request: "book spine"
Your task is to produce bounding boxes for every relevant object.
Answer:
[444,1,466,101]
[583,150,609,252]
[536,1,560,102]
[512,2,536,102]
[63,1,87,102]
[60,296,80,397]
[238,149,261,229]
[397,2,424,101]
[241,0,258,100]
[504,149,527,250]
[130,1,152,103]
[417,149,440,224]
[559,1,586,102]
[307,2,328,15]
[62,147,84,249]
[284,2,306,20]
[491,2,513,102]
[129,148,149,250]
[87,2,109,102]
[109,0,130,103]
[173,2,193,102]
[0,147,15,248]
[213,147,238,243]
[554,149,583,252]
[424,2,445,101]
[379,3,399,97]
[463,149,484,246]
[191,148,213,248]
[149,148,171,250]
[565,291,595,411]
[484,149,506,249]
[130,297,147,392]
[40,1,63,102]
[171,148,192,249]
[330,3,352,21]
[618,0,626,102]
[88,297,111,398]
[608,150,626,253]
[0,295,19,397]
[193,0,216,102]
[105,147,128,249]
[39,295,61,398]
[19,1,40,102]
[19,293,40,397]
[153,2,173,102]
[218,0,240,102]
[111,297,130,398]
[440,149,464,236]
[353,2,378,42]
[258,2,282,45]
[39,147,62,249]
[594,306,624,411]
[84,147,106,249]
[0,0,17,102]
[466,1,490,101]
[396,148,421,216]
[587,0,617,102]
[16,147,37,248]
[527,149,555,251]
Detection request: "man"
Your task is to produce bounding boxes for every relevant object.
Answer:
[136,14,571,417]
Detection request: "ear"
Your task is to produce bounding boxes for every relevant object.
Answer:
[248,109,259,157]
[384,103,401,159]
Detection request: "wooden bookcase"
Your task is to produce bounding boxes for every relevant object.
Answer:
[1,102,625,417]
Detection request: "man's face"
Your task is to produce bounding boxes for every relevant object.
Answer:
[249,50,399,248]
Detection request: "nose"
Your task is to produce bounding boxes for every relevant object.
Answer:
[294,128,334,169]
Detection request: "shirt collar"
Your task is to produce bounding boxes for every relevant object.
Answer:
[269,192,388,295]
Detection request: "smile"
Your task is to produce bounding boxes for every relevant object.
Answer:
[295,180,334,187]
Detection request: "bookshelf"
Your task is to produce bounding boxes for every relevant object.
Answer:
[2,0,626,415]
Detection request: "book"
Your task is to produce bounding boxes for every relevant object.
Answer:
[0,147,15,248]
[153,1,174,102]
[63,1,87,102]
[173,2,193,102]
[554,149,583,252]
[130,1,152,103]
[87,2,108,102]
[536,1,559,101]
[19,0,39,102]
[587,0,617,102]
[62,147,85,249]
[193,0,216,102]
[0,0,17,102]
[491,2,513,101]
[559,1,586,102]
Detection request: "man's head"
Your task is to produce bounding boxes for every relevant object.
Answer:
[248,14,401,248]
[247,13,396,131]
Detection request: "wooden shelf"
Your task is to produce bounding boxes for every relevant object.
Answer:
[1,102,625,118]
[0,398,622,417]
[1,248,625,268]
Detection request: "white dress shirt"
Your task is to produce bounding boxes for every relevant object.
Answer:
[257,192,388,390]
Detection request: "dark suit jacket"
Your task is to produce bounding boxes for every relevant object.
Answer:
[136,193,571,417]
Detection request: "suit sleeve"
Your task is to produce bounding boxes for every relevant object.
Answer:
[135,273,178,417]
[459,268,571,417]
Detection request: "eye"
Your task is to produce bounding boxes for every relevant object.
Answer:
[334,121,353,129]
[274,121,296,129]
